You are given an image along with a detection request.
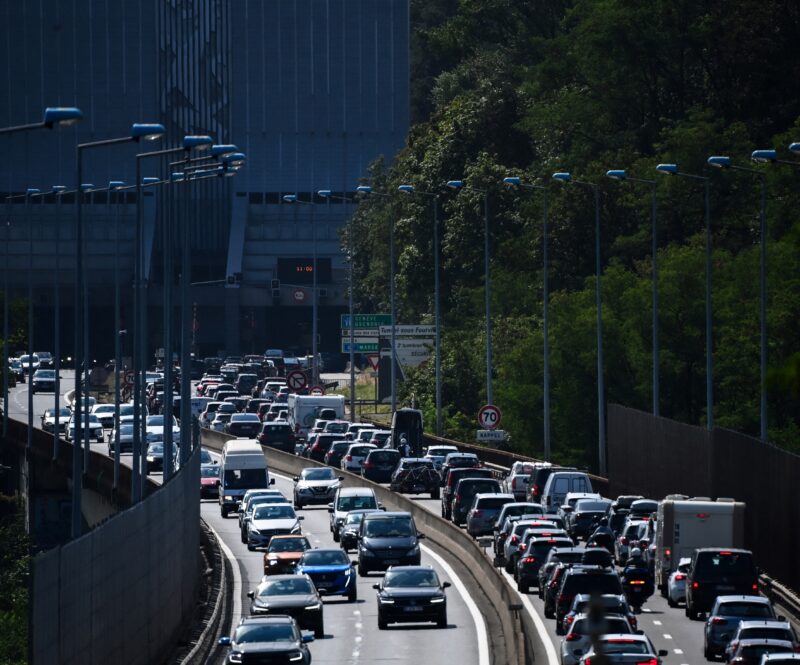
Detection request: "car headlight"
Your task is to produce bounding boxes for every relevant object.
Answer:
[305,602,322,610]
[289,653,304,663]
[228,652,243,664]
[406,545,420,557]
[268,559,279,566]
[430,597,446,604]
[224,495,233,501]
[378,596,394,604]
[146,456,155,462]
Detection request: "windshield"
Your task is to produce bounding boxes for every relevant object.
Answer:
[337,495,377,511]
[384,569,439,588]
[326,422,348,433]
[719,602,773,618]
[258,578,314,596]
[223,468,267,490]
[35,370,56,378]
[253,505,296,520]
[46,408,71,418]
[344,513,366,525]
[200,466,220,478]
[600,640,650,655]
[302,468,336,481]
[119,424,134,436]
[364,517,413,538]
[301,550,350,566]
[234,624,296,644]
[268,537,310,553]
[146,415,177,427]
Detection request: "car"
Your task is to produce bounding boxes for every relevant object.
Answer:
[760,654,800,665]
[235,373,259,396]
[257,422,297,453]
[293,467,342,509]
[340,443,377,473]
[504,461,537,501]
[30,368,57,394]
[199,464,221,498]
[366,430,392,448]
[107,423,135,455]
[373,566,450,629]
[515,535,574,593]
[145,442,178,473]
[527,463,573,504]
[667,556,692,607]
[246,503,303,551]
[389,458,441,498]
[339,509,382,552]
[439,452,481,483]
[8,358,25,383]
[424,444,459,471]
[614,520,648,566]
[578,633,668,665]
[328,487,380,541]
[493,503,544,552]
[199,401,224,427]
[560,593,638,636]
[225,413,263,437]
[41,407,71,433]
[246,574,324,638]
[687,549,760,620]
[145,414,180,444]
[238,489,287,531]
[628,498,659,520]
[554,564,624,628]
[361,448,401,483]
[541,471,594,513]
[90,403,117,429]
[703,595,779,659]
[66,413,105,442]
[295,548,357,601]
[323,419,350,435]
[262,535,312,576]
[560,612,637,665]
[726,640,795,665]
[305,433,342,462]
[466,492,515,538]
[323,441,351,467]
[566,497,612,541]
[537,546,584,600]
[240,496,296,542]
[450,477,503,526]
[502,519,558,572]
[33,351,54,368]
[725,621,800,662]
[19,353,40,374]
[357,511,423,576]
[440,467,494,519]
[218,615,313,665]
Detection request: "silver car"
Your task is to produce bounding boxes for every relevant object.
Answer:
[340,443,377,473]
[667,557,691,607]
[561,613,636,665]
[503,461,536,501]
[578,633,668,665]
[465,493,515,538]
[293,467,343,508]
[424,445,459,471]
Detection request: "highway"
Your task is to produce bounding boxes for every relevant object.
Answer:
[6,374,487,665]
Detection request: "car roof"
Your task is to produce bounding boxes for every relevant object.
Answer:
[363,511,411,519]
[716,595,771,604]
[385,565,435,572]
[238,615,296,626]
[697,547,752,554]
[738,620,793,629]
[337,487,375,496]
[474,493,515,500]
[761,655,800,662]
[737,639,795,648]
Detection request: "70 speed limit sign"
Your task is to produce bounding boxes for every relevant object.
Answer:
[478,404,502,430]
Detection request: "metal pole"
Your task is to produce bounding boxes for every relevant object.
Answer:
[113,190,121,488]
[26,192,33,452]
[163,177,174,481]
[651,185,660,417]
[349,208,355,422]
[758,175,767,441]
[594,187,606,476]
[82,186,90,471]
[53,193,62,459]
[71,150,84,538]
[132,161,142,502]
[179,179,191,462]
[3,207,8,439]
[542,189,551,461]
[433,196,442,436]
[311,202,318,385]
[704,180,714,431]
[389,205,397,414]
[483,193,493,405]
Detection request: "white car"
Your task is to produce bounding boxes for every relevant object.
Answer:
[19,353,40,374]
[91,404,117,429]
[66,413,105,442]
[108,423,135,455]
[424,445,459,470]
[667,557,691,607]
[340,443,377,473]
[578,633,668,665]
[145,414,180,444]
[246,503,303,551]
[560,613,636,665]
[211,413,233,432]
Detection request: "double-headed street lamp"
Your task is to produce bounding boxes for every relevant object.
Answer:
[502,177,552,460]
[552,172,607,475]
[606,170,661,417]
[655,163,714,431]
[445,180,494,406]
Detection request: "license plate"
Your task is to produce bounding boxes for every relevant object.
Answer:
[412,486,425,493]
[718,585,735,591]
[404,606,423,612]
[384,559,399,565]
[317,582,333,588]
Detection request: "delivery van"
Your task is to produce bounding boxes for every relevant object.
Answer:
[218,439,273,517]
[287,394,345,440]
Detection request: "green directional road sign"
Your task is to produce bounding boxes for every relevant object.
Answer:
[340,313,392,329]
[341,340,379,353]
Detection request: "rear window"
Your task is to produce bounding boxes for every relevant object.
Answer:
[531,540,573,557]
[461,481,501,495]
[351,446,374,456]
[368,450,400,462]
[574,617,631,635]
[476,497,513,509]
[553,477,569,493]
[563,572,623,596]
[740,628,795,641]
[575,500,610,512]
[695,552,756,576]
[718,602,773,618]
[600,639,649,655]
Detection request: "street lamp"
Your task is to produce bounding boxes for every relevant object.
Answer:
[502,176,552,460]
[397,184,443,435]
[107,180,126,486]
[552,172,607,475]
[656,163,714,431]
[708,155,770,441]
[606,169,661,417]
[445,180,494,406]
[0,107,83,136]
[74,122,165,534]
[50,185,68,458]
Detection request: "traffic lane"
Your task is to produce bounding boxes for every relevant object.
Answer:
[6,368,74,420]
[391,491,704,665]
[202,472,481,665]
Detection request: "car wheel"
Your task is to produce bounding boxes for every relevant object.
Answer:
[347,586,357,602]
[378,614,387,630]
[667,596,677,608]
[430,487,440,500]
[315,622,324,639]
[358,562,368,577]
[546,607,556,622]
[504,559,514,574]
[517,579,528,594]
[704,643,713,660]
[437,612,447,628]
[247,544,254,551]
[240,529,247,544]
[332,529,340,543]
[221,507,228,518]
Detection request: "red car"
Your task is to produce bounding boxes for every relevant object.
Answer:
[200,465,220,499]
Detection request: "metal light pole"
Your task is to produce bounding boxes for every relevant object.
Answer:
[606,170,660,416]
[446,181,494,405]
[503,177,551,459]
[52,186,67,458]
[2,203,9,439]
[21,189,40,454]
[109,181,125,487]
[553,173,606,475]
[656,164,713,430]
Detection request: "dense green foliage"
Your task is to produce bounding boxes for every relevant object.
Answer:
[347,0,800,468]
[0,498,29,665]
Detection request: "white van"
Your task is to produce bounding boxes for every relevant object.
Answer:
[189,396,214,420]
[541,471,594,512]
[287,394,346,440]
[218,440,273,517]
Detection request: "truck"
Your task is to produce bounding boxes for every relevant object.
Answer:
[655,497,746,593]
[218,439,273,517]
[287,394,346,440]
[391,408,424,456]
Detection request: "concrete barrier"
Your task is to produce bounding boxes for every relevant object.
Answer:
[202,430,532,665]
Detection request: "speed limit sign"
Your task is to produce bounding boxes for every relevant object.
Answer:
[478,404,502,430]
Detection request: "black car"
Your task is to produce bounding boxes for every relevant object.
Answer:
[554,564,624,627]
[568,498,612,540]
[247,574,324,638]
[515,536,574,593]
[339,509,382,552]
[373,566,451,629]
[258,422,297,453]
[218,615,313,665]
[440,467,494,520]
[389,458,440,498]
[537,546,584,598]
[527,465,576,504]
[306,434,341,463]
[225,413,263,437]
[358,512,424,576]
[450,477,503,525]
[324,441,350,467]
[145,442,178,473]
[31,369,57,394]
[686,548,759,619]
[361,448,401,483]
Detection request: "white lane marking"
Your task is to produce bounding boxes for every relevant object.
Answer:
[663,633,673,639]
[500,568,559,665]
[206,520,242,632]
[652,620,662,626]
[674,648,684,654]
[422,543,490,665]
[352,608,362,661]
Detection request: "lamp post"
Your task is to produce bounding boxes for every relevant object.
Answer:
[0,107,82,136]
[397,185,443,435]
[51,186,67,458]
[502,177,552,460]
[445,180,494,406]
[74,123,165,535]
[552,172,607,475]
[606,170,661,417]
[656,163,713,430]
[107,180,126,487]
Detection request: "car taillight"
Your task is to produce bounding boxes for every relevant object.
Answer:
[665,548,671,557]
[620,537,628,545]
[311,443,321,451]
[519,543,527,551]
[363,462,373,468]
[523,556,537,564]
[510,535,519,544]
[711,617,727,625]
[628,580,645,585]
[674,574,686,581]
[565,615,575,624]
[751,583,758,591]
[636,659,657,665]
[692,581,699,589]
[473,510,482,518]
[345,454,352,461]
[565,633,582,642]
[584,659,592,665]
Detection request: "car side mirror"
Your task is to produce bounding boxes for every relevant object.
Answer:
[247,591,254,599]
[417,533,426,540]
[293,476,299,482]
[302,633,315,643]
[298,516,304,520]
[327,503,334,512]
[442,581,451,589]
[269,478,275,485]
[658,650,668,657]
[218,636,231,646]
[317,589,327,596]
[372,583,380,590]
[778,615,786,622]
[338,476,344,481]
